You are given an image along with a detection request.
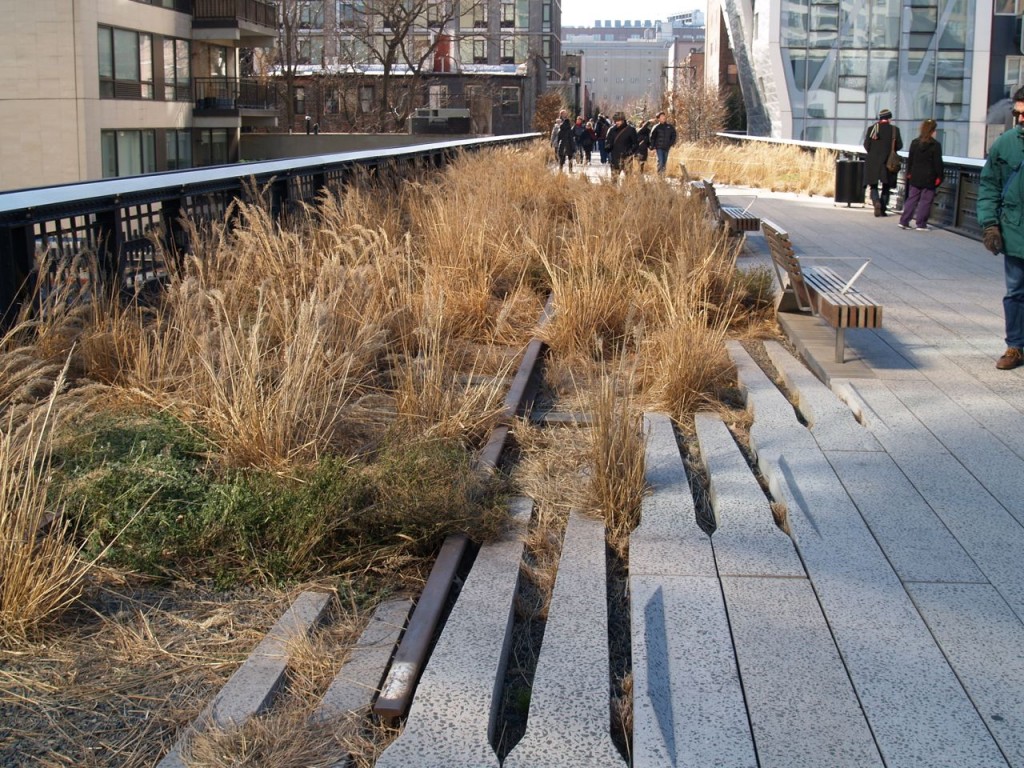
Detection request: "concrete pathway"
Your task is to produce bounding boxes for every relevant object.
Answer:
[729,188,1024,766]
[371,186,1024,767]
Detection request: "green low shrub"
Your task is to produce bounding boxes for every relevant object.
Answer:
[51,410,502,583]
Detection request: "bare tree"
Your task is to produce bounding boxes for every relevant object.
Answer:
[271,0,305,130]
[338,0,483,130]
[664,76,728,143]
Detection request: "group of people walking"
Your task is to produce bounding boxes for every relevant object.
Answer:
[551,109,677,176]
[863,108,944,231]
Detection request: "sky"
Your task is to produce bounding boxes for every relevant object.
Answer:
[560,0,702,28]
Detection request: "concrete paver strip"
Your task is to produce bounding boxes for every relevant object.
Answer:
[632,412,715,577]
[376,497,531,768]
[758,444,1007,767]
[885,450,1024,624]
[824,450,984,584]
[832,378,948,455]
[311,598,412,724]
[694,412,804,578]
[883,378,1024,526]
[721,576,883,768]
[503,510,625,768]
[907,583,1024,766]
[631,575,756,768]
[763,340,882,452]
[630,411,756,767]
[732,346,1008,766]
[157,591,333,768]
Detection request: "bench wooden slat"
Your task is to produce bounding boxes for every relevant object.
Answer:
[761,217,883,362]
[699,180,761,237]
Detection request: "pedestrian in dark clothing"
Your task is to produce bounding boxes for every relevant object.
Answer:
[898,119,944,232]
[606,112,638,179]
[650,111,677,174]
[578,120,597,164]
[595,114,611,164]
[978,86,1024,370]
[863,108,903,217]
[636,119,653,173]
[554,109,575,171]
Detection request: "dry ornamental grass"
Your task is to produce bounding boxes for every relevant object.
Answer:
[0,139,785,764]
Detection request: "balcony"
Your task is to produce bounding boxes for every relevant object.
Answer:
[193,78,279,126]
[192,0,279,47]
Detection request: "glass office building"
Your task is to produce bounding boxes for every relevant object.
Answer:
[713,0,1022,158]
[781,0,971,153]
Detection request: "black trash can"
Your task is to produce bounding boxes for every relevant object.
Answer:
[835,158,865,206]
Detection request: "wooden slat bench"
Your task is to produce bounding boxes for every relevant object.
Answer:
[762,218,883,363]
[698,179,760,237]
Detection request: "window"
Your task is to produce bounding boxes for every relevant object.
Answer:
[196,129,229,166]
[338,0,365,24]
[166,130,191,170]
[299,1,325,28]
[326,89,340,114]
[294,86,306,115]
[163,38,191,100]
[428,84,448,108]
[298,37,324,65]
[994,0,1022,13]
[1007,56,1024,98]
[515,0,528,28]
[100,129,156,177]
[500,1,514,27]
[359,85,374,113]
[500,36,515,64]
[470,2,487,28]
[500,87,520,116]
[98,26,153,99]
[473,38,487,64]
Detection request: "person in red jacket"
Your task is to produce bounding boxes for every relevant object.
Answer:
[898,119,944,231]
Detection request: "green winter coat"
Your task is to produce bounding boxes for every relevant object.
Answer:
[978,124,1024,259]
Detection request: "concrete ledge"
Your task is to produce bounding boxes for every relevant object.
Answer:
[312,598,413,724]
[376,497,531,768]
[504,511,625,768]
[157,591,332,768]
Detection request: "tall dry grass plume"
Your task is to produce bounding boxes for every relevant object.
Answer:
[0,356,91,643]
[675,140,837,196]
[586,368,646,555]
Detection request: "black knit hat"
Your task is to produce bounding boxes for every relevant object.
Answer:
[878,108,893,120]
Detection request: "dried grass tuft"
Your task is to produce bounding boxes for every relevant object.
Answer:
[0,355,93,643]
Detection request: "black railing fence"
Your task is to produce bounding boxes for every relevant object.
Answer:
[192,0,277,26]
[0,134,539,329]
[193,77,278,110]
[716,132,986,240]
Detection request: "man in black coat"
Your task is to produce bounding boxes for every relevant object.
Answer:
[863,108,903,217]
[606,112,638,179]
[554,109,575,171]
[650,111,678,174]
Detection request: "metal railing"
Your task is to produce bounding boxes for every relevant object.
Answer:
[193,77,278,110]
[0,134,540,328]
[192,0,278,27]
[716,132,985,240]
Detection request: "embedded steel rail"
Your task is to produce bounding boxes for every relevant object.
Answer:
[373,294,555,720]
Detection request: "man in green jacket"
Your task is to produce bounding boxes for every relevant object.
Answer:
[979,86,1024,370]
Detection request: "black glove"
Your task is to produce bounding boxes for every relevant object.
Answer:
[983,225,1003,255]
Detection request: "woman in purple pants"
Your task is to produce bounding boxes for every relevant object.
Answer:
[899,119,944,231]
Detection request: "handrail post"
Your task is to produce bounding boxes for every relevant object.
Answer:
[0,223,35,330]
[93,207,124,297]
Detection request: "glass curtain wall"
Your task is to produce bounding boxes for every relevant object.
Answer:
[780,0,972,155]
